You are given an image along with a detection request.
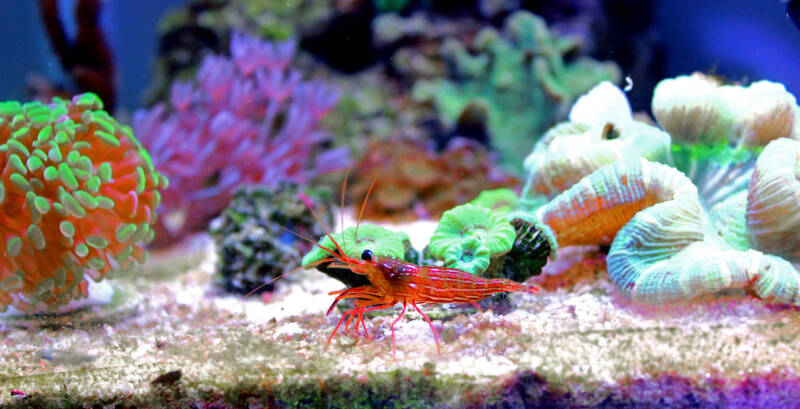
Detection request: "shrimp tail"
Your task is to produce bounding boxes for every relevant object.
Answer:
[415,266,540,303]
[490,279,540,295]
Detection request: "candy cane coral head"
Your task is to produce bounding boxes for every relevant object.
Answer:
[0,93,167,313]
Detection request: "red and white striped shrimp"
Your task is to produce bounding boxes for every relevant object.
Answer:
[267,143,540,356]
[318,249,540,355]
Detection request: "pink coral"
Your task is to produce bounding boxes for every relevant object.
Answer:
[133,32,346,244]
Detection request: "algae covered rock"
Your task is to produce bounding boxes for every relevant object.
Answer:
[209,183,333,294]
[501,211,558,282]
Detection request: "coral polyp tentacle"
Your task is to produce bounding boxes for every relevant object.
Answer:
[0,94,165,312]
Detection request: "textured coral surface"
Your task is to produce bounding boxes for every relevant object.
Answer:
[3,234,800,408]
[0,94,165,312]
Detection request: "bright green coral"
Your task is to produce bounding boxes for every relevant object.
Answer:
[411,10,620,172]
[443,236,491,275]
[428,204,515,276]
[302,224,416,287]
[468,188,519,214]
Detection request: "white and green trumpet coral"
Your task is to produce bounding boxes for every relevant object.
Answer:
[525,74,800,305]
[520,81,671,210]
[608,140,800,304]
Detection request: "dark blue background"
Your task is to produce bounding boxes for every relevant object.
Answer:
[1,0,798,112]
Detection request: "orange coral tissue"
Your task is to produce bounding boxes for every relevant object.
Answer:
[0,93,167,312]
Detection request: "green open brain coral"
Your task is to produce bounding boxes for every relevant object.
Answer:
[0,93,166,312]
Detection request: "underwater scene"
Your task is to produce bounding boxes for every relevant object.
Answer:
[1,0,800,408]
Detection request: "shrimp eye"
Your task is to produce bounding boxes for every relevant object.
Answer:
[361,249,373,262]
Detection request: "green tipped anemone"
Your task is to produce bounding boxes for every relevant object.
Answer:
[302,224,414,287]
[468,188,519,214]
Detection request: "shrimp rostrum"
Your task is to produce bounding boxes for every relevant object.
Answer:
[312,234,540,356]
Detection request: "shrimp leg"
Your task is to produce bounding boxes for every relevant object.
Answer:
[389,302,407,358]
[326,286,381,316]
[412,301,440,354]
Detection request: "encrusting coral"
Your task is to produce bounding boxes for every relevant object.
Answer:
[527,74,800,305]
[208,183,333,294]
[0,93,166,312]
[134,31,346,245]
[412,10,620,171]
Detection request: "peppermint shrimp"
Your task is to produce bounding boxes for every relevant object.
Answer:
[301,176,540,356]
[260,149,539,356]
[320,248,540,356]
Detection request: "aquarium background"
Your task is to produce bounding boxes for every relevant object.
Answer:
[2,0,799,112]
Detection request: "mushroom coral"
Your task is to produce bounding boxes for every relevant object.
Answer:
[0,93,166,312]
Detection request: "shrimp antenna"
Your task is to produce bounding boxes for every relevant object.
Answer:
[353,174,378,242]
[231,256,337,314]
[340,166,351,238]
[354,128,401,243]
[265,218,340,261]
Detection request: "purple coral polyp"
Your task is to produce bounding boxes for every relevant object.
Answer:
[133,32,347,243]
